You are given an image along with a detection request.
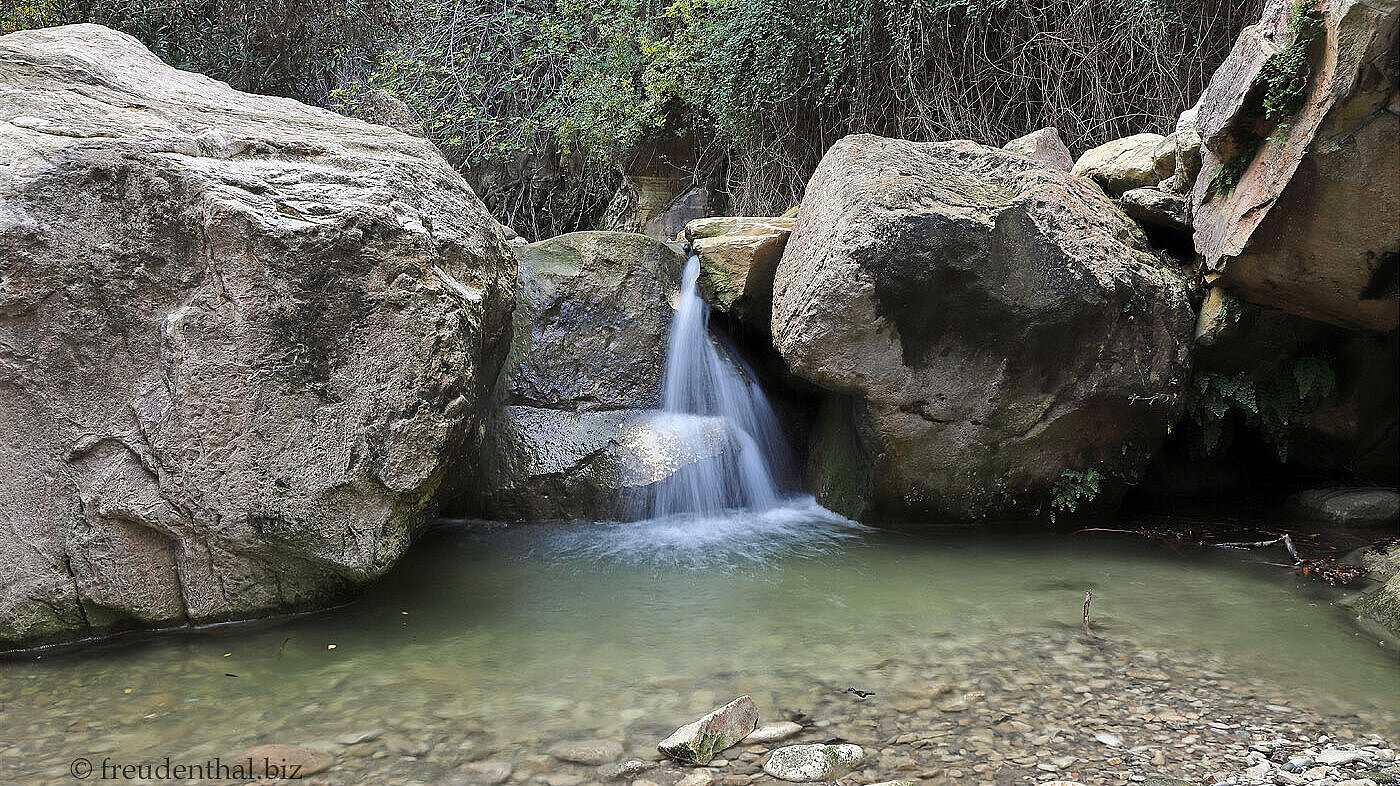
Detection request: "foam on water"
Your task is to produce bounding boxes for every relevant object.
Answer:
[536,496,866,567]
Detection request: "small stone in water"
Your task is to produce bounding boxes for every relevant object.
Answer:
[233,744,334,777]
[744,722,803,744]
[598,759,655,780]
[336,729,383,746]
[1095,731,1124,747]
[456,760,512,785]
[658,695,759,765]
[547,739,624,765]
[762,743,864,782]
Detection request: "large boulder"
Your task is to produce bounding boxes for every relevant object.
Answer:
[773,135,1194,522]
[1071,133,1173,196]
[1190,0,1399,333]
[478,232,715,520]
[0,25,515,649]
[1355,542,1400,635]
[684,216,796,329]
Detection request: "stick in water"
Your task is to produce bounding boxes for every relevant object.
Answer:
[1082,590,1094,638]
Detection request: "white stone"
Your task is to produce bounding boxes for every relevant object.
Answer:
[1316,749,1372,766]
[762,743,865,782]
[744,722,804,744]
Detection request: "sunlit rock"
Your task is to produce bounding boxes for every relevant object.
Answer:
[1071,133,1173,196]
[1002,127,1074,171]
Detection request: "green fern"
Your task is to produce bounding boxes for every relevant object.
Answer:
[1050,469,1103,523]
[1184,354,1336,460]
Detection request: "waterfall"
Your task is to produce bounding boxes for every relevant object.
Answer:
[642,253,795,518]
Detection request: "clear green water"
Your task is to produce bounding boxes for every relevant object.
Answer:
[1,504,1396,784]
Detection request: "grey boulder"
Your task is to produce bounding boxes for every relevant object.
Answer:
[0,25,514,649]
[773,135,1193,522]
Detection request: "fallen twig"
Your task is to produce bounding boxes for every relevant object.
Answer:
[1214,533,1300,563]
[1082,590,1094,639]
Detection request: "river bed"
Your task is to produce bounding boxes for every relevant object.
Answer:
[2,501,1395,785]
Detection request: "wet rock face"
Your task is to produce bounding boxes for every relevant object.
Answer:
[773,135,1194,523]
[478,232,704,521]
[0,25,515,648]
[1190,0,1399,333]
[501,232,683,411]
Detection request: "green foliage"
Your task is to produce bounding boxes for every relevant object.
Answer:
[1050,469,1103,523]
[9,0,1263,234]
[338,0,1261,224]
[1210,140,1257,198]
[1219,291,1246,323]
[1184,354,1335,460]
[1,0,64,34]
[3,0,400,102]
[1259,0,1323,122]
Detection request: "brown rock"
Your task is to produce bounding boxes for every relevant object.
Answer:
[684,217,796,329]
[1002,127,1075,171]
[1190,0,1399,332]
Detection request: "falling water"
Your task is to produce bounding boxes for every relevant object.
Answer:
[642,253,795,518]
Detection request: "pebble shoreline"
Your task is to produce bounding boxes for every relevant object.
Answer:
[5,627,1391,785]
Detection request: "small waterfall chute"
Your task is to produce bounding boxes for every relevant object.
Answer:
[640,253,796,518]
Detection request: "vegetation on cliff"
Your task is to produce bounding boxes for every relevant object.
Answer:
[5,0,1261,238]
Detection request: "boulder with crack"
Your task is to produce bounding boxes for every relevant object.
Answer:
[1190,0,1399,332]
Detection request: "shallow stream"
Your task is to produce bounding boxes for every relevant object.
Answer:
[2,501,1396,784]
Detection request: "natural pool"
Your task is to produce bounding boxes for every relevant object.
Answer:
[2,500,1396,785]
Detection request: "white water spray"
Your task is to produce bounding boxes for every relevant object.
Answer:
[642,253,795,518]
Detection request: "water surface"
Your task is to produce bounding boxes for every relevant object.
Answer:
[1,504,1395,784]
